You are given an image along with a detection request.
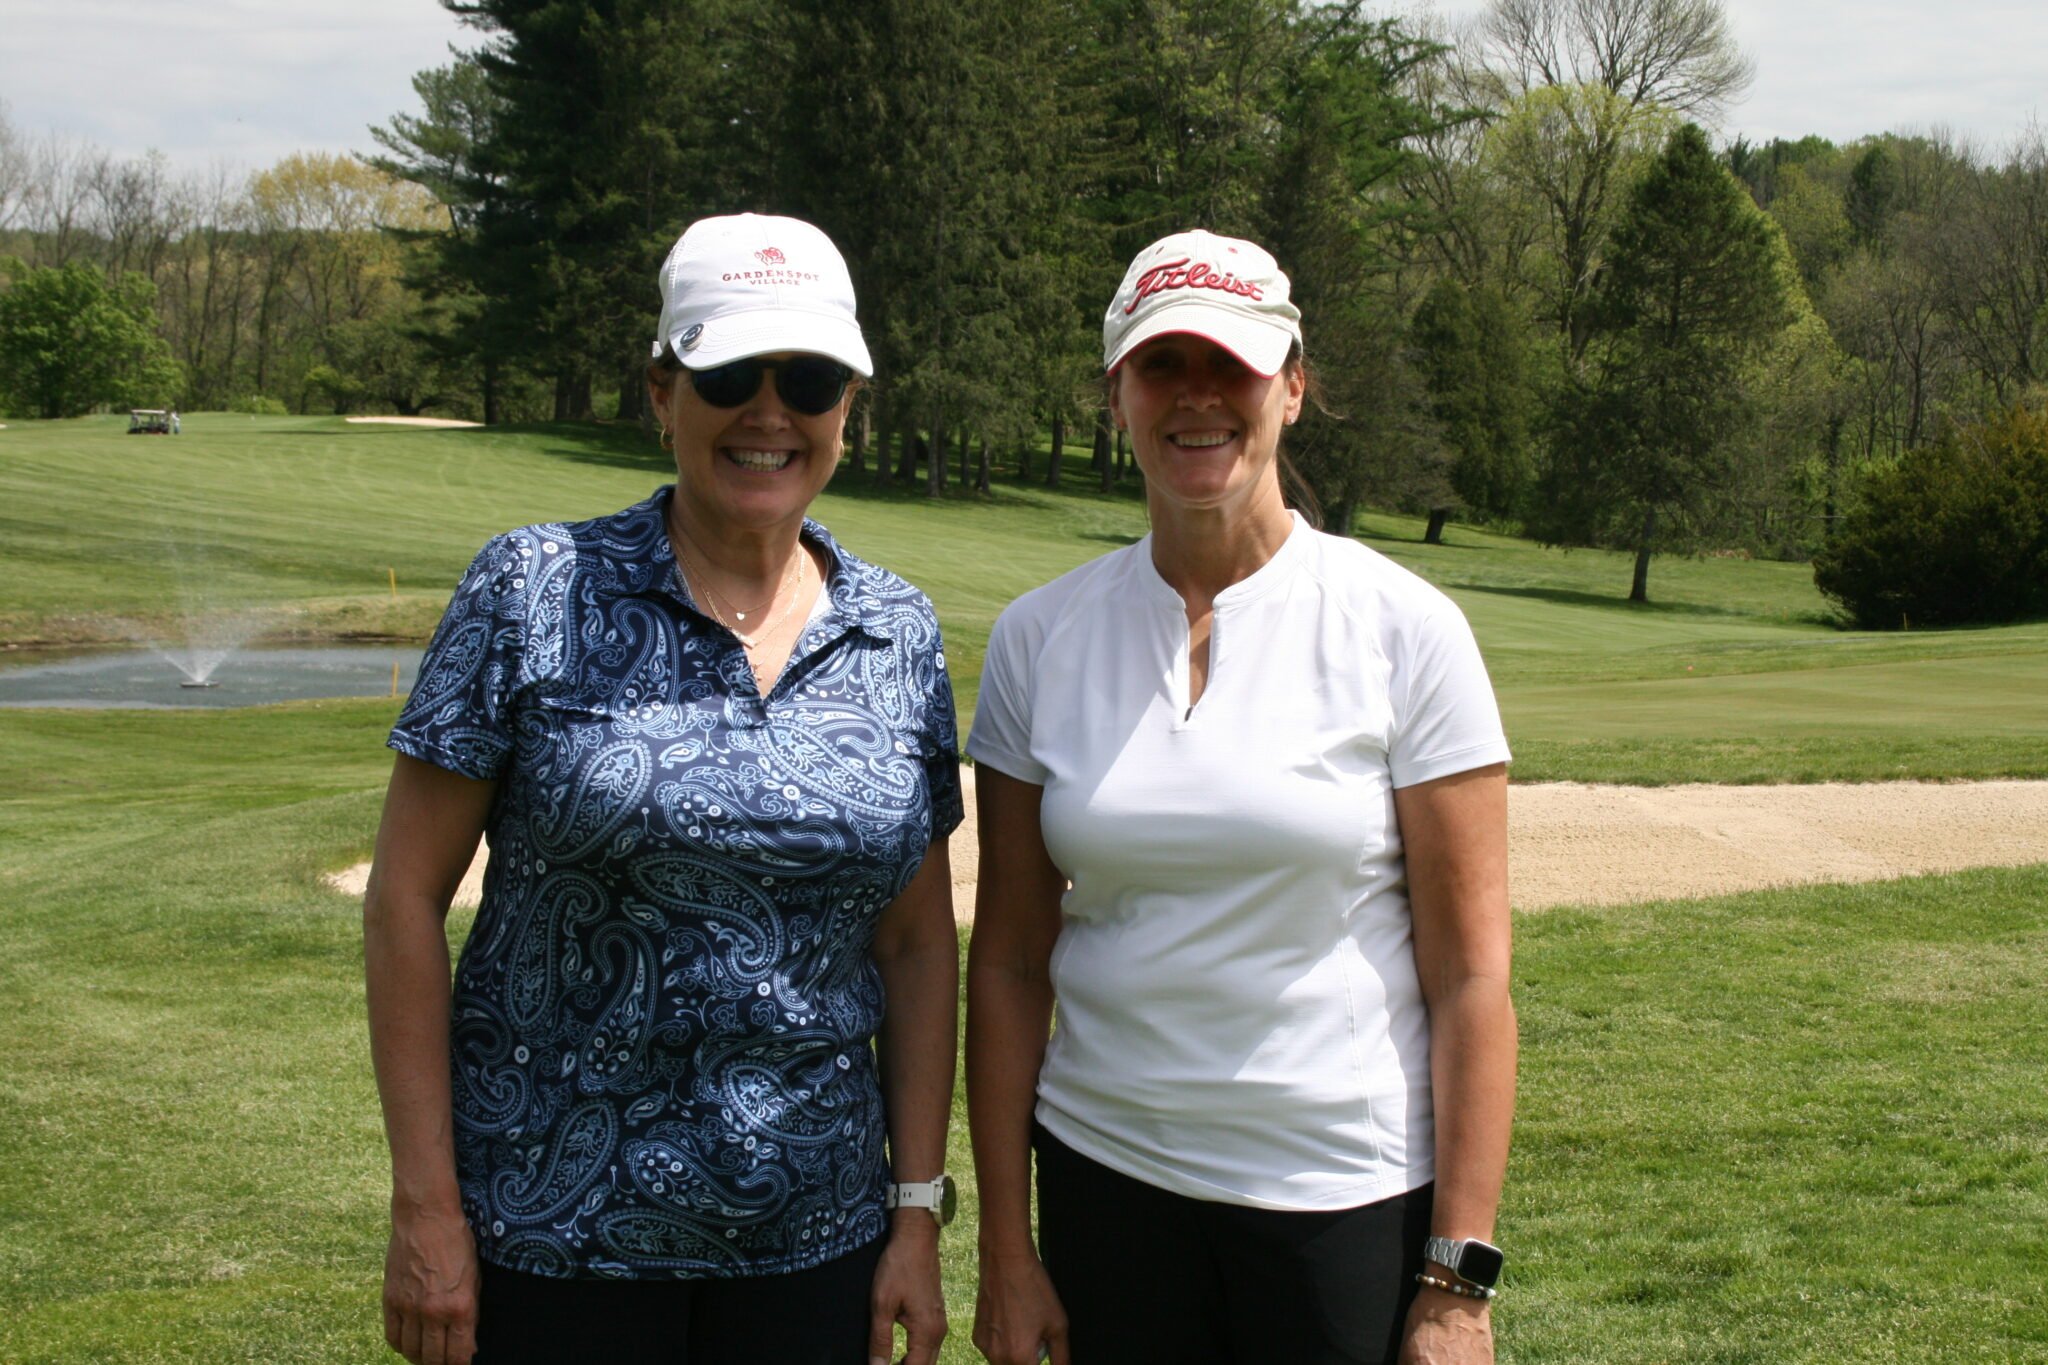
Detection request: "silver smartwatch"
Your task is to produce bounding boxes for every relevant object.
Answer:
[1424,1235,1505,1290]
[885,1175,957,1227]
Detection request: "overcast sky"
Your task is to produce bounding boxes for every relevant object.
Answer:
[3,1,2044,173]
[1,0,473,169]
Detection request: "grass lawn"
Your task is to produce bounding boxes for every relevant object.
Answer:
[1503,863,2048,1362]
[4,413,2047,781]
[1,701,2042,1362]
[3,415,2046,1360]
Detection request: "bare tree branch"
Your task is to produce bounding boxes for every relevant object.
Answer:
[1483,0,1753,120]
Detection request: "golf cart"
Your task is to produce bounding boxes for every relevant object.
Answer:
[128,409,172,435]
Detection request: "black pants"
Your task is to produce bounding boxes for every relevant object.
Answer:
[1034,1124,1433,1365]
[473,1237,884,1365]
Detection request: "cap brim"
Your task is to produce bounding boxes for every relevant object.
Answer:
[1105,300,1296,377]
[667,309,873,378]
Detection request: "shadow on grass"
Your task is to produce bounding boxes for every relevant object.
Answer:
[333,419,677,475]
[1354,529,1485,549]
[520,422,674,474]
[818,474,1057,512]
[1451,582,1775,620]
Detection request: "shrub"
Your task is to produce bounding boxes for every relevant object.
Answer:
[304,364,365,414]
[1813,405,2048,628]
[229,394,290,416]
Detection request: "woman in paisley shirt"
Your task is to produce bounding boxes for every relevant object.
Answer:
[364,214,962,1365]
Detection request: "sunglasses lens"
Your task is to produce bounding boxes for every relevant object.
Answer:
[687,357,849,414]
[777,359,851,416]
[689,360,764,408]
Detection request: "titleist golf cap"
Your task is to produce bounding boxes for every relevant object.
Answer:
[1103,229,1303,377]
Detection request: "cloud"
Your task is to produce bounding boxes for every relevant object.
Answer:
[6,0,2045,173]
[1416,0,2045,151]
[0,0,472,169]
[1721,0,2047,148]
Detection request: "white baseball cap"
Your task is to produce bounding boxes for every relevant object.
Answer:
[1102,229,1302,377]
[652,213,873,377]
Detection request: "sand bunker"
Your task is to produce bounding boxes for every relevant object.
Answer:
[325,780,2048,918]
[344,416,482,429]
[1506,780,2046,908]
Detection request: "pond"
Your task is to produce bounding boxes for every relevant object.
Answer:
[0,645,425,709]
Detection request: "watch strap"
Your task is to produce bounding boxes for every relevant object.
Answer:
[885,1176,956,1226]
[1424,1235,1504,1289]
[886,1181,944,1210]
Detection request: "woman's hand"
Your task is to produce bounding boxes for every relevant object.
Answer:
[869,841,956,1364]
[868,1216,948,1365]
[1396,765,1513,1365]
[1398,1288,1493,1363]
[365,756,495,1365]
[381,1203,480,1365]
[965,765,1069,1365]
[972,1245,1070,1365]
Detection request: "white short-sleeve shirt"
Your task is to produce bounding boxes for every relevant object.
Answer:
[967,513,1510,1210]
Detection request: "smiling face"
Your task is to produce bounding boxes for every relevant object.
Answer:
[650,351,852,539]
[1108,333,1306,519]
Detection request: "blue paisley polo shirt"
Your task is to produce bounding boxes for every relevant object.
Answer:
[388,488,962,1280]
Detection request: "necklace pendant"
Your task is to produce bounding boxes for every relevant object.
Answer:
[735,611,747,621]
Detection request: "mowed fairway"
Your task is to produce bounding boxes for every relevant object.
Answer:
[3,416,2045,1362]
[0,412,1135,722]
[6,413,2047,779]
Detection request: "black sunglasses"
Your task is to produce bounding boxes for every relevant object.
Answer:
[688,356,853,416]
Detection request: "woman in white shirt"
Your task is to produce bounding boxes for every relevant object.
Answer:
[966,230,1515,1365]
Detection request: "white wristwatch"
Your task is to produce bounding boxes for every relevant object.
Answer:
[885,1175,957,1227]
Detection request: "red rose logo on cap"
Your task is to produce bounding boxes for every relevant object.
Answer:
[755,247,786,265]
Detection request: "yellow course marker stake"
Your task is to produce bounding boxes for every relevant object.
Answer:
[389,567,399,600]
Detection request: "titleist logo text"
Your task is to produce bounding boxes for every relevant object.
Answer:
[1125,258,1265,314]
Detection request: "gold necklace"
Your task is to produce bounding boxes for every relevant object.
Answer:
[684,536,786,622]
[734,551,809,649]
[674,536,808,649]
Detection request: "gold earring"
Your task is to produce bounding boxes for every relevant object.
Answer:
[659,425,674,450]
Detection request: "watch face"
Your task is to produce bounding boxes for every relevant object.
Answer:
[937,1175,958,1227]
[1457,1240,1505,1288]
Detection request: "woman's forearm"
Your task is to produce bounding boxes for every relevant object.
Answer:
[965,766,1066,1259]
[1425,973,1516,1242]
[874,937,959,1187]
[364,877,463,1216]
[364,755,495,1215]
[873,843,960,1191]
[1394,764,1516,1251]
[965,948,1055,1255]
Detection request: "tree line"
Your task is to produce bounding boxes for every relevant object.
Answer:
[4,0,2046,604]
[0,110,456,417]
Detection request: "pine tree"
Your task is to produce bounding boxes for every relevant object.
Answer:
[424,0,779,422]
[780,0,1089,497]
[1531,123,1792,600]
[368,57,517,421]
[1412,278,1536,538]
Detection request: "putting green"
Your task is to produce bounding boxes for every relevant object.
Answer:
[1507,653,2048,740]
